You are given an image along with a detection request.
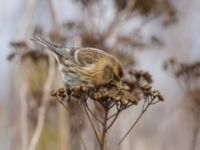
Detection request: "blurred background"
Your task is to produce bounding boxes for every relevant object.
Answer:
[0,0,200,150]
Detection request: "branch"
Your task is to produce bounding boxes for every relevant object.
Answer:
[118,107,146,145]
[106,111,119,131]
[20,0,38,38]
[118,97,156,145]
[28,53,56,150]
[48,0,60,31]
[19,84,28,150]
[56,97,88,150]
[82,101,101,146]
[100,107,109,150]
[85,101,104,124]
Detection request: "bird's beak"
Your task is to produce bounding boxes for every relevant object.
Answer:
[112,79,120,87]
[112,74,121,86]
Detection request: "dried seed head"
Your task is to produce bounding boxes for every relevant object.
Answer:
[10,41,28,49]
[150,90,164,101]
[51,90,57,96]
[141,84,152,91]
[58,88,65,93]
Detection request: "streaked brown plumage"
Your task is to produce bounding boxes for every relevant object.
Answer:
[32,37,123,86]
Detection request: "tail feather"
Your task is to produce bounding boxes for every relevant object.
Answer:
[31,37,68,58]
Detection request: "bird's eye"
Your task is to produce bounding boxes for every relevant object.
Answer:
[118,67,123,77]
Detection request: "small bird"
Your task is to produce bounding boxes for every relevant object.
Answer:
[32,37,123,86]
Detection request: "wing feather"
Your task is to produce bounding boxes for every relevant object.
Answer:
[74,48,107,66]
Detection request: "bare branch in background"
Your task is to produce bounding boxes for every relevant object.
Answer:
[20,0,38,38]
[19,84,28,150]
[164,58,200,150]
[28,53,56,150]
[48,0,60,32]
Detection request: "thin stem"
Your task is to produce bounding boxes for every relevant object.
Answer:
[108,101,117,109]
[108,112,120,120]
[106,112,120,131]
[20,0,38,38]
[85,101,104,124]
[28,53,55,150]
[20,84,28,150]
[83,101,101,146]
[58,104,71,150]
[48,0,60,31]
[118,109,146,145]
[118,99,152,145]
[57,99,88,150]
[100,107,109,150]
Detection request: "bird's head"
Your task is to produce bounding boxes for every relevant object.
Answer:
[112,60,123,83]
[102,58,123,85]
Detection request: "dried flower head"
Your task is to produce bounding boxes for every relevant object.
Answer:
[164,58,200,104]
[52,69,163,149]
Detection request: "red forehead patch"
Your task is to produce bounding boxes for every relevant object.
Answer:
[118,67,123,77]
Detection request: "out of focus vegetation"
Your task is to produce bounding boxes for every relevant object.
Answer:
[2,0,200,150]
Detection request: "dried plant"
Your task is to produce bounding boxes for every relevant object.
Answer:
[8,34,164,150]
[114,0,176,19]
[164,58,200,150]
[7,0,170,149]
[52,70,163,150]
[8,38,64,150]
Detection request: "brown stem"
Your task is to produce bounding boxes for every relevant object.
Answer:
[118,97,155,145]
[28,53,55,150]
[83,102,101,146]
[118,108,146,145]
[58,104,71,150]
[57,100,88,150]
[20,0,38,38]
[19,84,28,150]
[100,107,109,150]
[85,101,104,124]
[106,112,120,131]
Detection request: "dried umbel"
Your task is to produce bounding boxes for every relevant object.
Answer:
[164,58,200,94]
[52,70,163,108]
[52,70,163,149]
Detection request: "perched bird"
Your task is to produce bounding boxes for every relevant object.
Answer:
[32,37,123,86]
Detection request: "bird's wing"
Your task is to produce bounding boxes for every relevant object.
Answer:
[74,48,106,66]
[32,38,107,66]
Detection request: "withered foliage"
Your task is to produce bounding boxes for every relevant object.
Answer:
[164,58,200,96]
[7,0,168,148]
[114,0,176,19]
[164,58,200,150]
[52,70,163,149]
[72,0,176,60]
[9,41,49,95]
[8,26,164,148]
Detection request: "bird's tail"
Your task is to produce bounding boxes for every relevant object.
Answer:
[31,37,67,57]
